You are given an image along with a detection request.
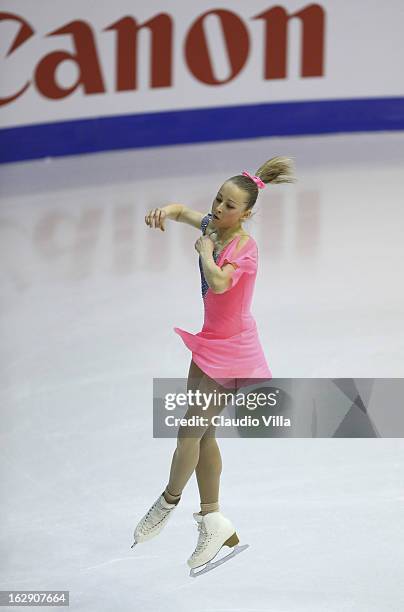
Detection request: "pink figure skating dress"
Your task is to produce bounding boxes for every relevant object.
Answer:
[174,213,272,388]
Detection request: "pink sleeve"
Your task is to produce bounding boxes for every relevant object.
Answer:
[221,246,257,290]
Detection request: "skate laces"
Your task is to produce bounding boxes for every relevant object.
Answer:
[141,498,172,533]
[193,521,211,555]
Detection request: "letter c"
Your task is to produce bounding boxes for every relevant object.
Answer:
[0,12,34,106]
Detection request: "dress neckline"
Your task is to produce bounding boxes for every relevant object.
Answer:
[214,234,252,261]
[205,213,252,260]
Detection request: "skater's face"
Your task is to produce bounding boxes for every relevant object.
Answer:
[211,182,251,228]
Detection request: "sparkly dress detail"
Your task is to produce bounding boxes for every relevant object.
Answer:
[174,213,272,387]
[199,213,219,298]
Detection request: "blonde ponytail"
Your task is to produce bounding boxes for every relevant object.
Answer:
[255,156,296,185]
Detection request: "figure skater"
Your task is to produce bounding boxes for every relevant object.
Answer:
[132,157,296,575]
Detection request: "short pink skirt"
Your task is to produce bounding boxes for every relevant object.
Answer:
[174,320,272,389]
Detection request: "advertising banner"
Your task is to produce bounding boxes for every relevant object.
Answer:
[1,1,404,161]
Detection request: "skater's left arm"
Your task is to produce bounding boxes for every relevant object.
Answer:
[196,236,234,294]
[202,259,236,294]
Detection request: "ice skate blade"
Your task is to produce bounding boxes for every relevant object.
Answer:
[189,544,249,578]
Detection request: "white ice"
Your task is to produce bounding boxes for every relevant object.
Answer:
[1,132,404,611]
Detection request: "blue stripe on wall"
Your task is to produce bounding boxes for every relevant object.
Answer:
[1,96,404,164]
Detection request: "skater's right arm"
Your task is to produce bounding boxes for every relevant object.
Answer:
[145,204,204,231]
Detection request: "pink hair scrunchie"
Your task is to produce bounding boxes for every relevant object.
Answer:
[242,170,266,189]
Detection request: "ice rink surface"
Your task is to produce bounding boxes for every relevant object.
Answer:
[1,132,404,611]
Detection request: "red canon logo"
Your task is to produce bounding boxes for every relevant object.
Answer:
[0,4,325,107]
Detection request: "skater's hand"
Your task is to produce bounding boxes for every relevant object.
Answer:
[145,208,167,231]
[195,234,215,258]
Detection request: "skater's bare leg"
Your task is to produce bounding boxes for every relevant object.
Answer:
[165,440,200,500]
[165,363,228,501]
[163,359,204,504]
[195,426,222,515]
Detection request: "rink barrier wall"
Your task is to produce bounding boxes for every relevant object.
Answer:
[1,96,404,163]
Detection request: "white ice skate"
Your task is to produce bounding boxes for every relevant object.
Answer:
[131,492,179,548]
[188,511,249,577]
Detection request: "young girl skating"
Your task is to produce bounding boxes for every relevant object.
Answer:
[132,157,296,576]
